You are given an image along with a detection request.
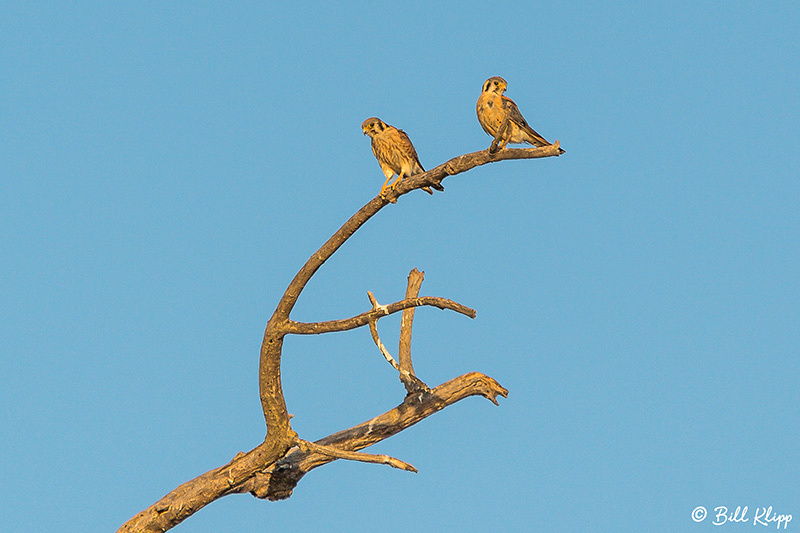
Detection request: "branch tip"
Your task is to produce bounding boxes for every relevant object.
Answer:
[476,376,509,406]
[297,439,417,473]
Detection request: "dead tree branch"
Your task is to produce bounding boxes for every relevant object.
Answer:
[393,268,430,394]
[238,371,509,501]
[285,295,476,335]
[297,439,418,473]
[117,438,294,533]
[365,291,429,392]
[117,142,561,532]
[399,268,425,379]
[366,291,405,373]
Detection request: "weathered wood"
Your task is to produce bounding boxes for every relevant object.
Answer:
[118,142,561,532]
[399,268,425,382]
[116,436,294,533]
[240,372,508,501]
[286,295,476,335]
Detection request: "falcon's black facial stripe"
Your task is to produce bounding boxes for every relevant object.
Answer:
[378,122,385,131]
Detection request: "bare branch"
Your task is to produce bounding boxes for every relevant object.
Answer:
[398,269,428,393]
[365,291,428,392]
[399,269,424,375]
[259,143,559,433]
[297,439,418,473]
[121,142,558,531]
[366,291,403,372]
[269,144,562,323]
[396,143,564,200]
[285,295,476,335]
[117,438,294,533]
[238,372,509,501]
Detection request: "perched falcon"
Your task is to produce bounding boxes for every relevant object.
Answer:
[361,117,442,196]
[476,76,564,153]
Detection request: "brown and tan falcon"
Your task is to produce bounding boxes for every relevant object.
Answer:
[361,117,443,196]
[476,76,564,153]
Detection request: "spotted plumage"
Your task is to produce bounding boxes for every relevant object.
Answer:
[361,117,442,196]
[476,76,564,153]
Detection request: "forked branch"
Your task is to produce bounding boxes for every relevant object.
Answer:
[239,371,509,501]
[261,143,560,433]
[297,439,418,473]
[118,142,561,533]
[365,290,429,392]
[285,295,476,335]
[269,144,562,322]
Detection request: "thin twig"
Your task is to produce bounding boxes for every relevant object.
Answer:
[285,296,476,335]
[366,292,402,372]
[365,292,427,391]
[297,439,417,473]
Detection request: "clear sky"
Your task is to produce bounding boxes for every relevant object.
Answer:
[2,2,798,532]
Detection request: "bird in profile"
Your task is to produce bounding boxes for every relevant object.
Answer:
[361,117,442,197]
[476,76,564,153]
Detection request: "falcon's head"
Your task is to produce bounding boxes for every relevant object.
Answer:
[482,76,507,95]
[361,117,387,138]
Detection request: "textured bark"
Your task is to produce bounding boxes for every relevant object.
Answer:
[117,143,562,532]
[117,437,294,533]
[399,269,425,383]
[237,372,509,501]
[285,295,476,335]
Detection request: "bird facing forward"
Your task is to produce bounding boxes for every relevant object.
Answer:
[361,117,441,196]
[476,76,564,153]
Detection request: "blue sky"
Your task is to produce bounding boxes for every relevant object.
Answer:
[2,2,798,532]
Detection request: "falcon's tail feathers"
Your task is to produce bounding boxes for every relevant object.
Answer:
[524,126,566,154]
[523,127,552,148]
